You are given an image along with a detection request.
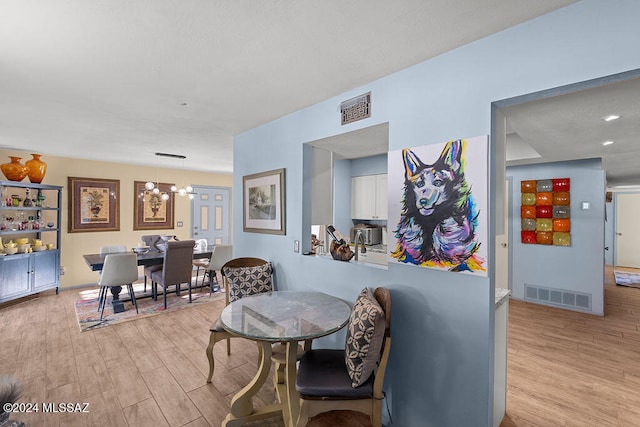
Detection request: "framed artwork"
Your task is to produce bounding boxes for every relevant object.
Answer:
[387,136,489,276]
[243,168,286,235]
[68,177,120,233]
[133,181,175,230]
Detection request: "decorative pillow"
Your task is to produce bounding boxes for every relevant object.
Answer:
[224,263,273,302]
[344,287,386,387]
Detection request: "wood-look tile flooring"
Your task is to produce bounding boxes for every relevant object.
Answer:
[3,265,639,426]
[0,280,368,427]
[502,265,640,427]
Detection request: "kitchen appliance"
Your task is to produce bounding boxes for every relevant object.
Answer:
[350,226,382,246]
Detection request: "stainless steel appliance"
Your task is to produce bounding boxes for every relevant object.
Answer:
[350,226,382,245]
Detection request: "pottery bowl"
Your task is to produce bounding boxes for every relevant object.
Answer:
[32,245,47,252]
[4,247,18,255]
[18,244,31,253]
[14,237,29,245]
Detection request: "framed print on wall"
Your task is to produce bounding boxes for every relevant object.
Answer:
[243,168,286,235]
[133,181,175,230]
[68,177,120,233]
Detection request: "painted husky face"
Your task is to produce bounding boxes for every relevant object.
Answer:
[403,142,462,216]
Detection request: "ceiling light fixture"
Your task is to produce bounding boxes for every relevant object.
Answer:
[154,152,196,198]
[602,140,615,146]
[602,114,621,122]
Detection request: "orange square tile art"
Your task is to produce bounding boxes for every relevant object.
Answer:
[520,178,570,246]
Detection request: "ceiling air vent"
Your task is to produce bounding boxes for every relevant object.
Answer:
[340,92,371,125]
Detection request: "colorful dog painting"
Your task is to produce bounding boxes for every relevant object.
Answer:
[390,138,487,274]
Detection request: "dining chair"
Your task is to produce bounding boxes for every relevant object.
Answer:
[148,240,195,309]
[205,257,272,383]
[204,244,233,294]
[97,244,127,308]
[97,253,140,321]
[99,244,127,255]
[141,235,163,292]
[191,238,209,288]
[295,287,391,427]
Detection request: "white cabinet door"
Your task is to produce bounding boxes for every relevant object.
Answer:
[374,174,388,220]
[351,175,377,219]
[351,174,388,220]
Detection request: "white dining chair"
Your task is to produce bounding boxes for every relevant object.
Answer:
[97,253,140,321]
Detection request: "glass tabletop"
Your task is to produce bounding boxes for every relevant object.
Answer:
[220,291,352,342]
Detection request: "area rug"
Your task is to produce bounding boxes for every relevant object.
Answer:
[613,270,640,288]
[75,283,224,332]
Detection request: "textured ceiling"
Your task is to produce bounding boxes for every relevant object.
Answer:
[0,0,575,174]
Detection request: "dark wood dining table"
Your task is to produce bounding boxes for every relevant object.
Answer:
[82,246,213,313]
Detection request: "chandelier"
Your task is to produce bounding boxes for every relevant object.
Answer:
[145,152,196,199]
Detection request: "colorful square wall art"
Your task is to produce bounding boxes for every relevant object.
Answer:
[520,178,570,246]
[387,135,488,276]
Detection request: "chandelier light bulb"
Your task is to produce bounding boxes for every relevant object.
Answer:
[145,181,155,190]
[185,185,193,193]
[161,193,170,201]
[188,193,195,200]
[178,188,187,196]
[170,185,177,192]
[152,187,160,194]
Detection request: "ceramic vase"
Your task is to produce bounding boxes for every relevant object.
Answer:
[0,156,29,182]
[25,153,47,183]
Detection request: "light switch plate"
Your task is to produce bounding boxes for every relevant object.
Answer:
[294,240,300,253]
[581,201,590,210]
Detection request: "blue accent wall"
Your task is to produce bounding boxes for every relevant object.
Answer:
[233,1,640,425]
[506,159,606,315]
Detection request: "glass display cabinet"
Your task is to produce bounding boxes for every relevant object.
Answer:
[0,181,62,302]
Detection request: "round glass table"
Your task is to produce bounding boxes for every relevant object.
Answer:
[220,291,351,427]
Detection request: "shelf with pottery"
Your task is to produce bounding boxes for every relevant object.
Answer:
[0,176,62,303]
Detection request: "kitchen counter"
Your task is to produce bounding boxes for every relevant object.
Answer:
[495,288,510,309]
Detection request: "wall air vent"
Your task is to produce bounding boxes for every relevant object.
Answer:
[340,92,371,125]
[525,284,592,312]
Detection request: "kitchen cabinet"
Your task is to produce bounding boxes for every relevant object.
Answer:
[0,181,61,303]
[351,174,387,220]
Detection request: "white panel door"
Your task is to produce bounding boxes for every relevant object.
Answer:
[495,180,510,290]
[191,186,231,245]
[615,193,640,268]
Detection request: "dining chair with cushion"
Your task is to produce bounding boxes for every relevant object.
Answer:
[99,244,127,255]
[97,253,140,321]
[148,240,195,309]
[205,257,272,383]
[191,238,210,288]
[203,244,233,294]
[141,235,163,292]
[295,287,391,427]
[97,244,128,308]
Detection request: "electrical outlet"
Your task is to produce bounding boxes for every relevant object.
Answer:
[60,266,65,275]
[294,240,300,253]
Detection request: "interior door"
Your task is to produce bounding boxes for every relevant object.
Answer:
[615,193,640,268]
[191,186,231,245]
[495,180,510,290]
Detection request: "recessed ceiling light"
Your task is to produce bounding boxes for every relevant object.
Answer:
[602,140,615,146]
[602,114,620,122]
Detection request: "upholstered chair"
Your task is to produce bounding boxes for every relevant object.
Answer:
[148,240,195,309]
[97,253,140,321]
[205,257,272,383]
[295,287,391,427]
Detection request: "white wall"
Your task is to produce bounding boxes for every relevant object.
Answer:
[233,1,640,425]
[507,159,606,315]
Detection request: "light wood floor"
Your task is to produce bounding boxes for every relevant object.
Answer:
[2,265,639,426]
[502,265,640,427]
[0,281,369,427]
